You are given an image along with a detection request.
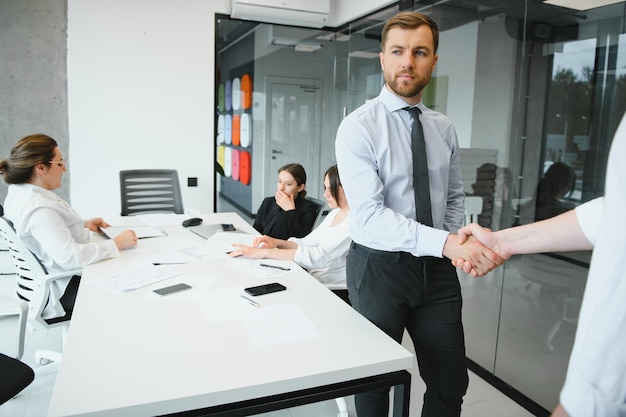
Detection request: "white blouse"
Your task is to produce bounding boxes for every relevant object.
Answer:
[4,183,119,318]
[289,208,350,286]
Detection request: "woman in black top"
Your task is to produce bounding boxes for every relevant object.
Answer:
[253,163,317,240]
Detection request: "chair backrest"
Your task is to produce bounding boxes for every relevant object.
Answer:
[464,196,483,226]
[119,169,184,216]
[0,217,68,329]
[307,197,328,229]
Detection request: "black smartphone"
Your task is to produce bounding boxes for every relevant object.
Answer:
[221,223,236,232]
[153,283,191,296]
[244,282,286,296]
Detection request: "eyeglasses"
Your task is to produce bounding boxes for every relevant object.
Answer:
[46,159,67,168]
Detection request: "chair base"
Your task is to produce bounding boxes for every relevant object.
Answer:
[34,358,60,377]
[34,348,62,367]
[335,397,349,417]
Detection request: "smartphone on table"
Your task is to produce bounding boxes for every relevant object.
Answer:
[244,282,286,296]
[153,283,191,296]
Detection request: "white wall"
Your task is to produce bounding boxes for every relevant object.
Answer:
[68,0,228,217]
[67,0,392,217]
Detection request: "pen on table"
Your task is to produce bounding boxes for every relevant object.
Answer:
[239,294,261,308]
[259,263,290,271]
[152,262,187,265]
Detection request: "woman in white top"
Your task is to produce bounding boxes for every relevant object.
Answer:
[230,165,350,286]
[0,134,138,319]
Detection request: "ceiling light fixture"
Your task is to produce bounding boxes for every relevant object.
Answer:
[272,37,323,52]
[543,0,623,11]
[349,51,380,59]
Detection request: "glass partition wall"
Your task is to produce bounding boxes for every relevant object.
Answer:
[216,1,626,413]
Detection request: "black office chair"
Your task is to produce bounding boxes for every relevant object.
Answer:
[119,169,184,215]
[306,197,328,229]
[0,295,35,405]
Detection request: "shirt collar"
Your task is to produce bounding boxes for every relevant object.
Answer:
[17,182,59,200]
[379,85,424,114]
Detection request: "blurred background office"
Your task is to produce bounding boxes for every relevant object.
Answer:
[1,0,625,415]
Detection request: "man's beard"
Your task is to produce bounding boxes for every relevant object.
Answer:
[386,72,430,98]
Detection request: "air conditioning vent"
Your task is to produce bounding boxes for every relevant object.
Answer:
[230,0,330,28]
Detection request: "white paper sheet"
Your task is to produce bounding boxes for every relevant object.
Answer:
[193,287,252,322]
[130,249,198,266]
[90,265,181,292]
[193,289,321,345]
[241,303,322,346]
[206,231,255,249]
[175,246,216,262]
[227,257,294,278]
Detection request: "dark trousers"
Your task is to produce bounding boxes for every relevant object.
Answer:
[347,243,468,417]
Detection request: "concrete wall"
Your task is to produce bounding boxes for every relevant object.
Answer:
[0,0,70,203]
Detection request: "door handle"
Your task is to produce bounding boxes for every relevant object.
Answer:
[272,149,283,154]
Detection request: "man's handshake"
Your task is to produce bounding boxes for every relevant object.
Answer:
[443,224,505,277]
[450,208,595,277]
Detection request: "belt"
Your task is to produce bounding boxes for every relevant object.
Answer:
[350,241,439,264]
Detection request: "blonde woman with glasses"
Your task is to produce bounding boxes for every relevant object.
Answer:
[0,134,137,320]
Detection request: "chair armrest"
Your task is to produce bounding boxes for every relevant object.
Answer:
[39,268,83,285]
[28,268,82,328]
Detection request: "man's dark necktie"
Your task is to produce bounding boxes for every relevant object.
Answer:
[405,107,433,227]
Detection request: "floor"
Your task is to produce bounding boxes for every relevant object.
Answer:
[0,201,538,416]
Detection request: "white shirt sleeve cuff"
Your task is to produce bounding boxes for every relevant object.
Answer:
[413,226,449,258]
[104,240,121,258]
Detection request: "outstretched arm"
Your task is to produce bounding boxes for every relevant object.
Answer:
[252,235,296,250]
[454,209,593,276]
[228,244,296,261]
[442,233,504,277]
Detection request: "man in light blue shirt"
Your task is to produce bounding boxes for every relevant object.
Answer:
[335,11,501,417]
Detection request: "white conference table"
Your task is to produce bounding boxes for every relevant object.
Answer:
[48,213,413,417]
